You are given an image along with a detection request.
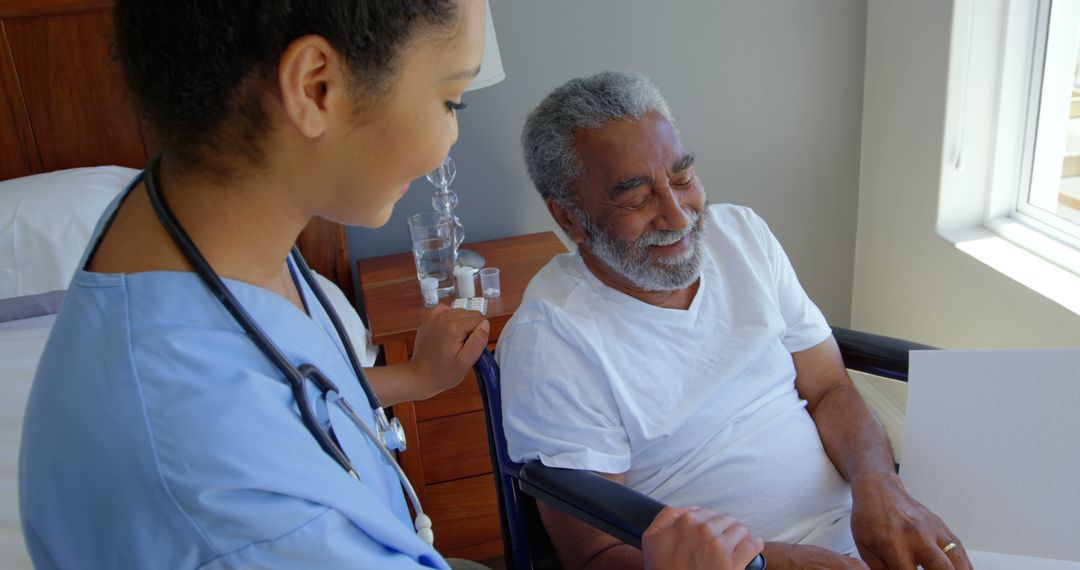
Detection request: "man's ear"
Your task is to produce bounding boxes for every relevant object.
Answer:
[277,35,344,138]
[546,198,586,245]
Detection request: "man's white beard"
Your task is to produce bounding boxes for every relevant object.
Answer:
[574,203,709,292]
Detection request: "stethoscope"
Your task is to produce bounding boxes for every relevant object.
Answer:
[143,154,434,546]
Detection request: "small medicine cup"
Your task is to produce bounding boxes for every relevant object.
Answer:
[454,265,476,299]
[420,276,439,308]
[480,267,501,298]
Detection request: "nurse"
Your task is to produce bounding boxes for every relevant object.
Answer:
[19,1,762,568]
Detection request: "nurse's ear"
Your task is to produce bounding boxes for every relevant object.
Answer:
[276,35,347,139]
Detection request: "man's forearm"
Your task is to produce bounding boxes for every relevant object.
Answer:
[810,378,970,569]
[536,474,647,570]
[582,543,643,570]
[806,382,896,485]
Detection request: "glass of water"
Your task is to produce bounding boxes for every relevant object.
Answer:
[407,212,458,298]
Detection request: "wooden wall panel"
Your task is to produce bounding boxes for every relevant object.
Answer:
[413,369,484,421]
[4,8,147,173]
[0,1,112,19]
[0,22,40,179]
[424,474,502,559]
[418,410,490,484]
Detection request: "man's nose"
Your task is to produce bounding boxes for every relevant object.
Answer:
[654,182,692,232]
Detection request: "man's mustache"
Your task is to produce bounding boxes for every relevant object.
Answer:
[636,209,701,247]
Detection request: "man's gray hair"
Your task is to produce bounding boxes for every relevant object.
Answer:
[521,71,675,207]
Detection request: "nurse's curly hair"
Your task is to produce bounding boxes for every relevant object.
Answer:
[114,0,457,175]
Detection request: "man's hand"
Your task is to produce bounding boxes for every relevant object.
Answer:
[642,507,763,570]
[761,542,868,569]
[851,473,972,570]
[408,304,489,400]
[793,337,971,569]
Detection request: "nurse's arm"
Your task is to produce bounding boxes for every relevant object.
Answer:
[364,305,489,407]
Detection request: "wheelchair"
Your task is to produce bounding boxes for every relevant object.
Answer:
[472,327,932,570]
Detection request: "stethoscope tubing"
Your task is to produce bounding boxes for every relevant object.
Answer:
[143,155,358,471]
[142,154,431,542]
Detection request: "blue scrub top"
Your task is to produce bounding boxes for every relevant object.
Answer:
[19,176,449,569]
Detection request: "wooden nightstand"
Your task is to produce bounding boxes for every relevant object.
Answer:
[357,231,568,560]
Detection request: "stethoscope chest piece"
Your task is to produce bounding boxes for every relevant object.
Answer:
[377,409,407,452]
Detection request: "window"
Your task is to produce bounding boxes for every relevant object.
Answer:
[938,0,1080,316]
[1008,0,1080,248]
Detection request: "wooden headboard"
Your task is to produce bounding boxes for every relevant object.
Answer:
[0,0,355,304]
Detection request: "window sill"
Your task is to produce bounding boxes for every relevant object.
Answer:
[940,222,1080,316]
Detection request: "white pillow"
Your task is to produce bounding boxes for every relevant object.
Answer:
[0,166,139,300]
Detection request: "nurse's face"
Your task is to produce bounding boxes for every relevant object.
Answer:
[323,0,485,228]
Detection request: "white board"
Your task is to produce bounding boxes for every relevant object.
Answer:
[902,348,1080,564]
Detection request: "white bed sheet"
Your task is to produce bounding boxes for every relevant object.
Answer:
[0,313,55,570]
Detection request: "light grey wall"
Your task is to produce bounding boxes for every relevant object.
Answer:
[852,0,1080,347]
[348,0,867,325]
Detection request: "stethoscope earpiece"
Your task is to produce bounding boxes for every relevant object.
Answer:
[414,513,434,545]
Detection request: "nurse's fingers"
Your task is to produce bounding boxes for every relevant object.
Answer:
[455,319,490,365]
[424,304,450,316]
[444,308,487,324]
[420,304,483,332]
[440,311,487,341]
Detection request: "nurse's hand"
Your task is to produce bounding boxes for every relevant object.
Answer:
[408,304,489,400]
[642,506,763,570]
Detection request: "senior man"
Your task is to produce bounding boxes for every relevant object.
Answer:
[496,71,970,570]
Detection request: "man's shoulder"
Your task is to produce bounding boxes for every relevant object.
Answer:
[499,253,603,349]
[706,203,770,236]
[702,203,780,261]
[513,253,591,319]
[523,251,586,297]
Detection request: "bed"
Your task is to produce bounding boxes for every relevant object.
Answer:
[0,315,52,568]
[0,2,365,567]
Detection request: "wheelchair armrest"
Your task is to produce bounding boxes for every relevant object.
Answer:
[517,460,662,549]
[833,326,936,381]
[518,460,766,570]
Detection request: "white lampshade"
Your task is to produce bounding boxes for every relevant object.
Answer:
[466,1,505,92]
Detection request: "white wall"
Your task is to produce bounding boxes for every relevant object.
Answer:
[853,0,1080,348]
[348,0,868,325]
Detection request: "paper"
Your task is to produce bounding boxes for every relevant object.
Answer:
[967,550,1080,569]
[902,348,1080,564]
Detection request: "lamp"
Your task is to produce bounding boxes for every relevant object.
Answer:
[426,0,504,270]
[466,0,505,92]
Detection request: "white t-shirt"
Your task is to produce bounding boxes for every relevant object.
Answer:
[497,204,855,552]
